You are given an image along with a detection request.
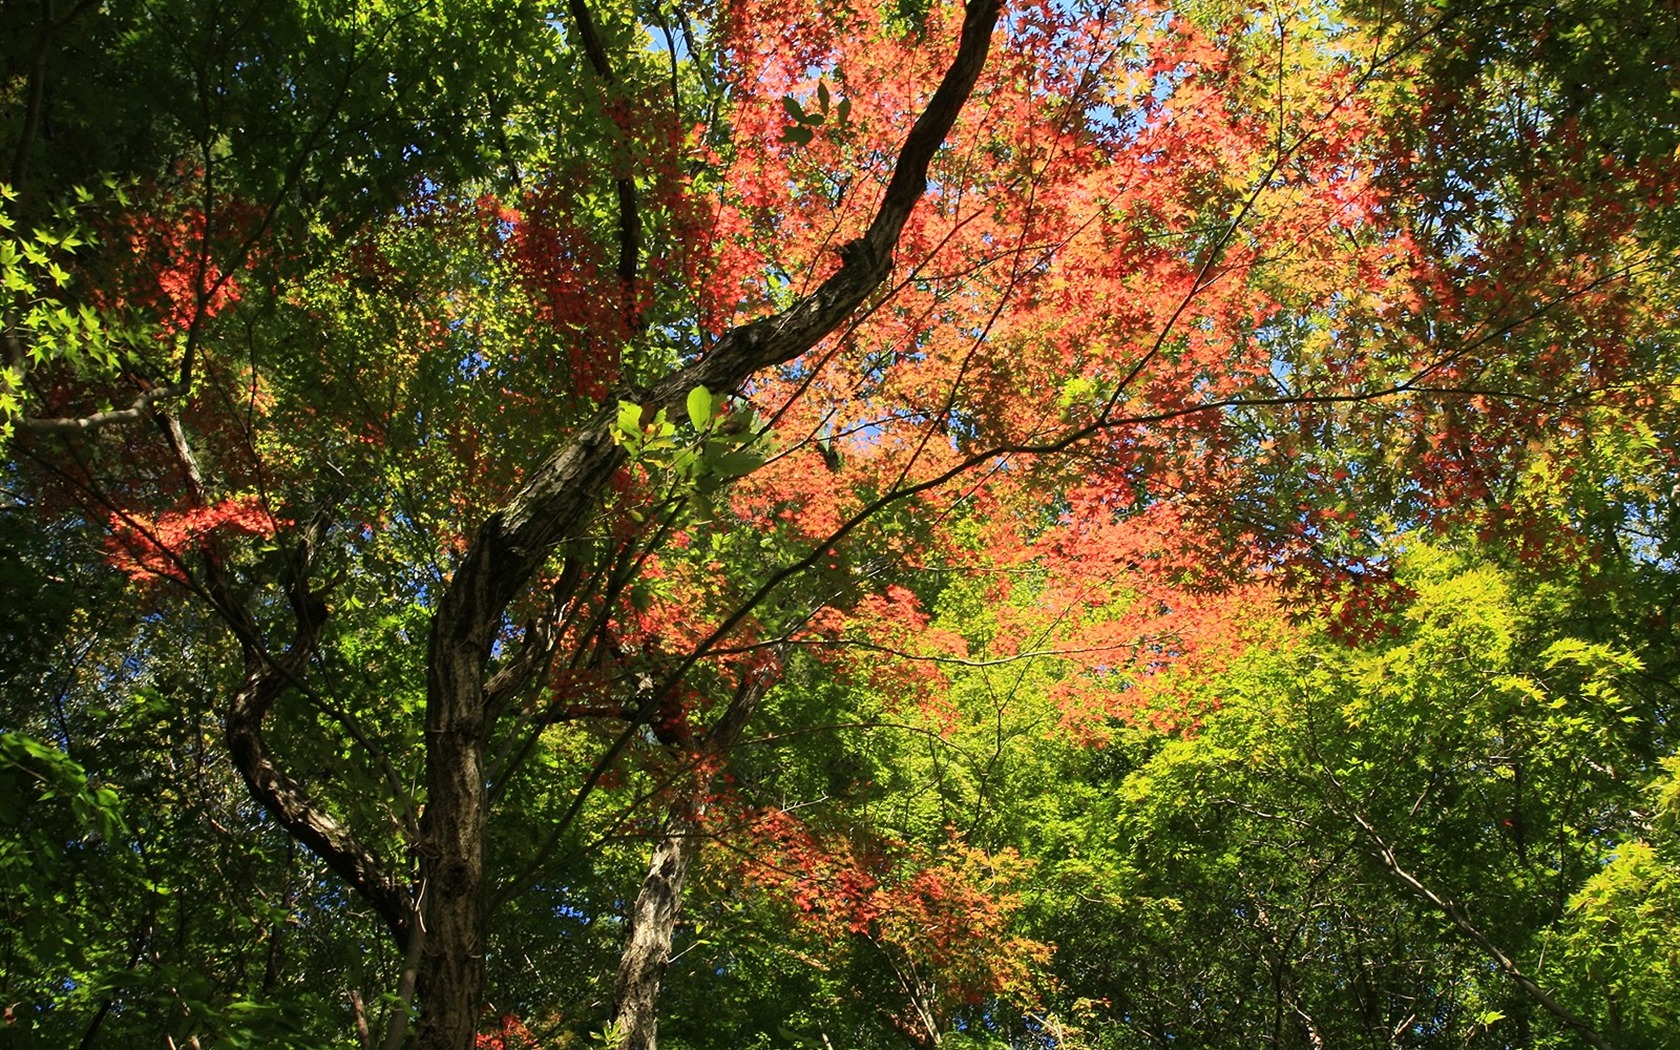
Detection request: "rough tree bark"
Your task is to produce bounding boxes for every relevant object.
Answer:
[611,805,704,1050]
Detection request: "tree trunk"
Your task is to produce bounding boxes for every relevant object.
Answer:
[412,718,487,1050]
[413,589,496,1050]
[402,2,1003,1041]
[609,651,790,1049]
[610,802,704,1050]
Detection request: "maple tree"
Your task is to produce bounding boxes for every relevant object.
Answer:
[1072,543,1674,1048]
[3,0,1679,1048]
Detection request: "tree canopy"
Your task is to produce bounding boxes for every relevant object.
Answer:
[2,0,1678,1048]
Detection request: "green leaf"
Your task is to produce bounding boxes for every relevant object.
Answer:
[687,385,713,428]
[712,449,762,477]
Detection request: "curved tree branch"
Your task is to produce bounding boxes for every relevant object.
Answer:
[16,382,190,435]
[440,0,1005,647]
[416,5,1004,1045]
[226,630,416,950]
[156,412,416,949]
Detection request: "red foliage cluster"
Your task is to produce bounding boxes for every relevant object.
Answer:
[91,176,259,337]
[735,808,1048,1015]
[500,183,631,401]
[118,209,243,334]
[1310,568,1416,647]
[475,1013,541,1050]
[104,496,283,583]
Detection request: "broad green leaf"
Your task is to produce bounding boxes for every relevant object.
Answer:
[687,385,713,428]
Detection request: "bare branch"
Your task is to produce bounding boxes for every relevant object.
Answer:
[565,0,642,307]
[154,413,417,949]
[221,515,416,951]
[17,382,189,435]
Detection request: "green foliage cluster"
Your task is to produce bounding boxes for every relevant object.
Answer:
[0,184,120,439]
[672,532,1674,1050]
[1064,545,1670,1048]
[611,386,768,509]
